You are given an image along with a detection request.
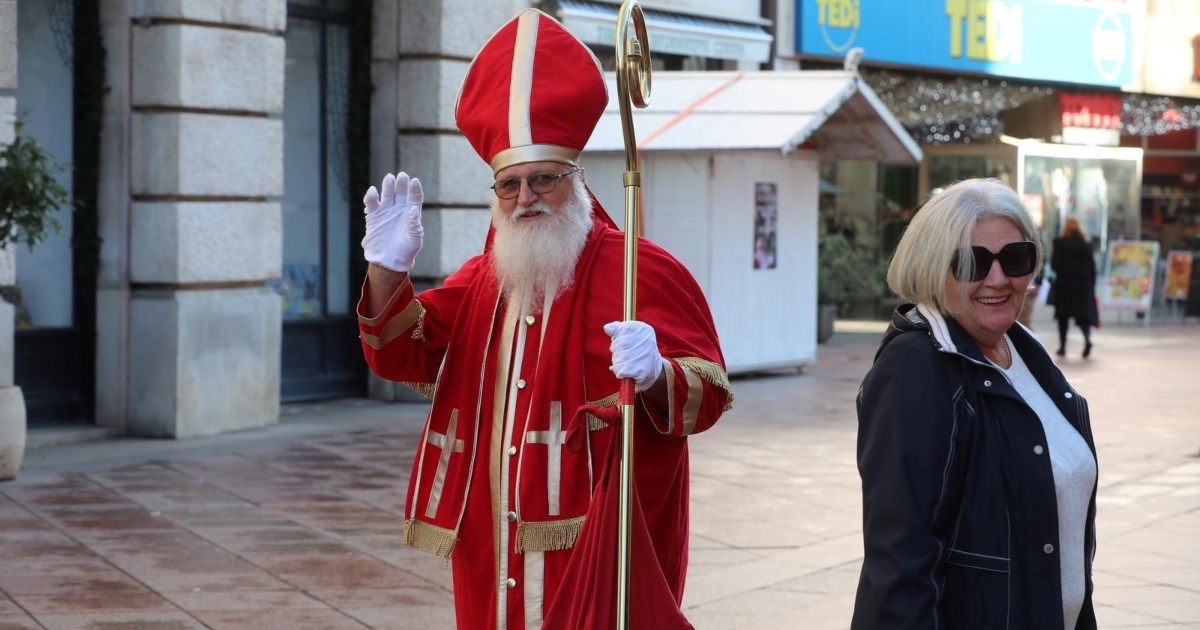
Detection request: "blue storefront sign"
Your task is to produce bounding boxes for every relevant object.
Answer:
[796,0,1136,88]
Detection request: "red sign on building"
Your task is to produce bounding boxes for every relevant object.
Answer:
[1059,93,1123,129]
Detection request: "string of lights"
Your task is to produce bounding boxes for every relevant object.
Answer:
[861,69,1200,144]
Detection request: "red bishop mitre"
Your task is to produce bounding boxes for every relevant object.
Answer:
[456,9,608,173]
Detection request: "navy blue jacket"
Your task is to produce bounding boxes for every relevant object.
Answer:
[852,303,1098,630]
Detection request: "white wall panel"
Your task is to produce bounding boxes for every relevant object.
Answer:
[710,151,818,372]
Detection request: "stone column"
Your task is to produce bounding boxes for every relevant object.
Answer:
[0,0,26,479]
[366,0,514,401]
[116,1,286,437]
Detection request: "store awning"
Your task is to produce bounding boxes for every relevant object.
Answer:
[554,0,772,64]
[585,70,923,164]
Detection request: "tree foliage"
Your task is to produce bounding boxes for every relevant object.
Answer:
[0,121,68,250]
[818,213,887,315]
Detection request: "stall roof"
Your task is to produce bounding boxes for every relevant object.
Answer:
[585,70,923,164]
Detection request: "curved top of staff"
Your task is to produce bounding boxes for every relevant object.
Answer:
[615,0,652,174]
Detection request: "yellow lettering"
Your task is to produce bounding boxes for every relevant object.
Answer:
[967,0,987,60]
[818,0,859,30]
[985,3,1006,61]
[946,0,967,57]
[954,1,1024,62]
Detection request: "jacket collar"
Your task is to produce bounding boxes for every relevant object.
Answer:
[887,302,1051,370]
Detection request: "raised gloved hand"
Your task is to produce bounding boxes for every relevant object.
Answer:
[362,172,424,273]
[604,321,665,392]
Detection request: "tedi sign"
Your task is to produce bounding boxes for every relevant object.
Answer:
[945,0,1023,63]
[796,0,1135,88]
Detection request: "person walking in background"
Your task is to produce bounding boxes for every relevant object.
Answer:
[355,9,731,628]
[1051,217,1099,358]
[853,178,1098,629]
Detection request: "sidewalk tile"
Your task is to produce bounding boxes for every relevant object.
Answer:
[0,614,41,629]
[190,607,369,629]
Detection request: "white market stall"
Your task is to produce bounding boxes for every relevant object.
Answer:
[583,70,921,373]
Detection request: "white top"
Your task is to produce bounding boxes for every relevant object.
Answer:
[994,335,1097,630]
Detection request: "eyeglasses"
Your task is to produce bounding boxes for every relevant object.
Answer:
[951,241,1037,282]
[490,168,578,200]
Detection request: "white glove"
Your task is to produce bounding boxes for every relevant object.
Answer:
[604,321,665,392]
[362,172,424,273]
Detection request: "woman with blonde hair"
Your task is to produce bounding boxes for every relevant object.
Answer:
[853,178,1098,629]
[1051,217,1098,357]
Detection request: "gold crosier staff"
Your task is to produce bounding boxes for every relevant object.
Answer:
[614,1,650,628]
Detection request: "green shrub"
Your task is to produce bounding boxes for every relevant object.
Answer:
[0,120,68,250]
[818,213,886,316]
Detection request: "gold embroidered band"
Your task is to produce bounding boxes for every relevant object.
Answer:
[361,299,425,349]
[682,368,703,435]
[358,275,413,326]
[676,356,735,411]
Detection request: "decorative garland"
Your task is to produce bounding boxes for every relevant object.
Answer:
[861,68,1200,144]
[862,69,1053,145]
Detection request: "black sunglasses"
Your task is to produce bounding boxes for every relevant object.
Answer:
[951,241,1037,282]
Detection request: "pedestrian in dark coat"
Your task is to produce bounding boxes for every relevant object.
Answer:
[1051,217,1098,358]
[853,178,1098,630]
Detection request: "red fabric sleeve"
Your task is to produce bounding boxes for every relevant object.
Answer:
[357,256,489,385]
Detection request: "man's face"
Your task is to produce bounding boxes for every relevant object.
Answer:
[492,161,577,218]
[488,159,592,309]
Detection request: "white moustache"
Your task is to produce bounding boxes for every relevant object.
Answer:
[509,203,551,221]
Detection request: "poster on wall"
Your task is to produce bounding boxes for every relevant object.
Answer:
[753,182,778,270]
[1104,241,1160,309]
[270,263,322,318]
[1164,250,1194,300]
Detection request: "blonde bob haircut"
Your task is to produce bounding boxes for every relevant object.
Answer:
[887,178,1043,315]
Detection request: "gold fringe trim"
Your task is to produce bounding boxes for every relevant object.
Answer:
[515,516,586,553]
[586,392,618,431]
[403,519,457,559]
[411,301,426,341]
[589,392,618,406]
[401,381,436,399]
[676,357,735,411]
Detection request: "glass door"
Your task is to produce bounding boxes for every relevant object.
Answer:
[11,0,84,424]
[279,1,365,401]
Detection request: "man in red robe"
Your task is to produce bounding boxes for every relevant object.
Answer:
[356,9,732,629]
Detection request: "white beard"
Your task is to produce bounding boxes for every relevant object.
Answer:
[490,175,593,313]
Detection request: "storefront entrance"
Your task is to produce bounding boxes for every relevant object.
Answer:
[279,1,367,402]
[11,0,90,425]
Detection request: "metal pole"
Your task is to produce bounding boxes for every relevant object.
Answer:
[614,2,651,628]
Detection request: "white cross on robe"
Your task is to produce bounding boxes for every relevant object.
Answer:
[424,410,465,519]
[525,401,566,516]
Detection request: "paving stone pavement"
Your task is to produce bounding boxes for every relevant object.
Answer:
[2,312,1198,629]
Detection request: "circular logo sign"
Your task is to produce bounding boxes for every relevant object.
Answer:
[818,0,861,54]
[1091,11,1126,83]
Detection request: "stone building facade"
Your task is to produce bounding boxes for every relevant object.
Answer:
[0,0,772,442]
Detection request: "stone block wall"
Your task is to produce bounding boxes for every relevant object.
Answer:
[365,1,520,401]
[394,0,519,279]
[105,0,286,437]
